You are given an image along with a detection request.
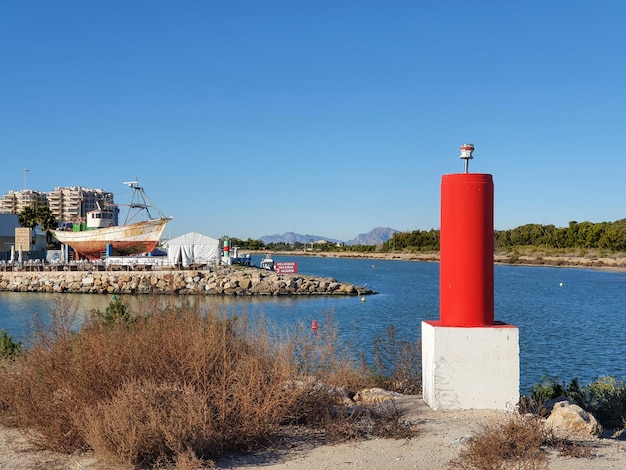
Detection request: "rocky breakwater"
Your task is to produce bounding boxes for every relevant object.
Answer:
[0,266,376,296]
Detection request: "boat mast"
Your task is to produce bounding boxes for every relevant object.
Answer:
[122,179,169,224]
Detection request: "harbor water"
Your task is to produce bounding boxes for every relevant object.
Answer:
[1,255,625,394]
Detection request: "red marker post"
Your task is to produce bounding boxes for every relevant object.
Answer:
[422,144,519,411]
[440,170,494,326]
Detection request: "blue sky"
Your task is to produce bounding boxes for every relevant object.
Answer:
[2,1,625,242]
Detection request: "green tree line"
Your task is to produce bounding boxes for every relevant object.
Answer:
[494,220,626,251]
[378,219,626,252]
[381,229,440,251]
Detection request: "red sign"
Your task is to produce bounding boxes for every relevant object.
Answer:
[275,262,298,274]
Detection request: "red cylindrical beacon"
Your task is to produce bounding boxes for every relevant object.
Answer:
[439,168,494,327]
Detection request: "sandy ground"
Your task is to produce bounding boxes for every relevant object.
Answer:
[2,395,626,469]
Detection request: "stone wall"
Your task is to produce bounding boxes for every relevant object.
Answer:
[0,266,376,296]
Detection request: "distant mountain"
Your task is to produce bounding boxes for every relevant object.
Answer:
[346,227,398,246]
[260,232,344,245]
[259,227,398,246]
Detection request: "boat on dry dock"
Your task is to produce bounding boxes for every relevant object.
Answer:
[51,180,171,260]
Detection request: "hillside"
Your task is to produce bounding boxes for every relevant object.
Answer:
[260,227,398,246]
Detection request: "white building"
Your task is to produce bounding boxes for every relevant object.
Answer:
[0,190,47,214]
[0,187,116,224]
[47,186,115,223]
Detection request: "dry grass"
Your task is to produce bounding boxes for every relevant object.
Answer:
[449,413,591,470]
[0,296,417,468]
[370,325,421,394]
[450,414,550,470]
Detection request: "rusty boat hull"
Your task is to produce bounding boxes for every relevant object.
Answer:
[51,217,170,260]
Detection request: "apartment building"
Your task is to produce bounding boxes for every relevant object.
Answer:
[47,187,115,223]
[0,187,115,223]
[0,190,47,214]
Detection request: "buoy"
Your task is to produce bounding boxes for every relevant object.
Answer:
[559,282,563,287]
[361,297,366,302]
[312,320,318,330]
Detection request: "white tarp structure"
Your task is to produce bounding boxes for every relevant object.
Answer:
[166,232,220,267]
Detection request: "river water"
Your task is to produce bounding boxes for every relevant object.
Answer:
[1,255,624,394]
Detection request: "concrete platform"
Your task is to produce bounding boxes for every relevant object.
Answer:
[422,320,519,410]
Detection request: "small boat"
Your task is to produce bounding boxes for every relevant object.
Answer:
[259,254,275,270]
[51,180,171,260]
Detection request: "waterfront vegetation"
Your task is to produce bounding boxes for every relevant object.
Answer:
[529,375,626,429]
[0,296,419,468]
[1,297,624,468]
[0,329,22,360]
[230,219,626,257]
[382,219,626,252]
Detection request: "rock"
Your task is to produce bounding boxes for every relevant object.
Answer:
[539,396,571,416]
[0,268,377,296]
[372,398,398,418]
[450,436,471,446]
[354,388,401,404]
[546,401,603,436]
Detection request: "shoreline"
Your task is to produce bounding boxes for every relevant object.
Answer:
[3,394,626,469]
[250,250,626,272]
[0,266,375,296]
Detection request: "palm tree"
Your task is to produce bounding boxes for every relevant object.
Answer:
[17,206,59,245]
[17,207,38,229]
[36,207,58,245]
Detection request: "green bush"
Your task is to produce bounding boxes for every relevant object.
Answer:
[96,295,132,326]
[0,329,22,360]
[569,376,626,429]
[530,375,626,429]
[530,376,565,403]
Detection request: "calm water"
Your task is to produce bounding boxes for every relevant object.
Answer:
[1,255,625,394]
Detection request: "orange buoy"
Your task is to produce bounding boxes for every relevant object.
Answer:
[311,320,318,330]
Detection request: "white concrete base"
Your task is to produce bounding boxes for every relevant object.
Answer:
[422,321,519,410]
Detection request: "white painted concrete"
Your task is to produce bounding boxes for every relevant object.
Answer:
[422,321,519,410]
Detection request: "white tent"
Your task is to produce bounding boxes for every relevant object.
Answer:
[166,232,220,267]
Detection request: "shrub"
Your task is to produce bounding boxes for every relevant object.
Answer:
[1,299,308,462]
[289,312,372,393]
[0,298,416,466]
[568,376,626,429]
[369,325,421,394]
[95,295,132,326]
[0,329,22,360]
[529,375,626,429]
[450,414,550,470]
[530,376,565,404]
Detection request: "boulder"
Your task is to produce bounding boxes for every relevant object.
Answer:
[539,396,570,416]
[353,387,401,404]
[546,401,602,436]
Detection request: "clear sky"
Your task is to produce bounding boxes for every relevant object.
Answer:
[2,1,625,242]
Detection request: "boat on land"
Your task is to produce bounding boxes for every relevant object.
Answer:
[51,181,171,260]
